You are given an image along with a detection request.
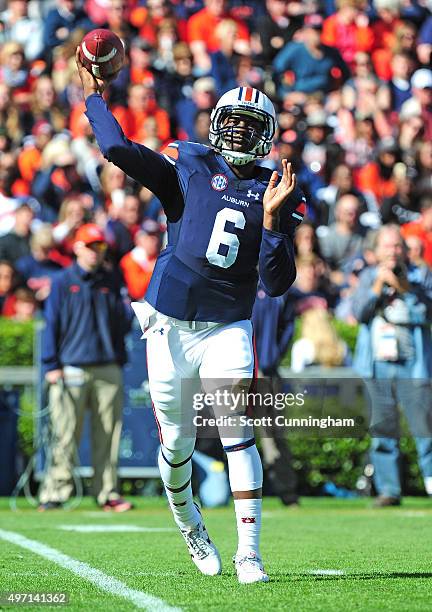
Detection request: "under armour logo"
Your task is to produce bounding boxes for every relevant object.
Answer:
[153,327,165,335]
[247,189,260,200]
[241,517,256,523]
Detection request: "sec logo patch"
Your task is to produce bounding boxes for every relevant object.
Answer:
[211,174,228,191]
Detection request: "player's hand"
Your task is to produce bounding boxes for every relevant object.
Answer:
[376,266,398,286]
[75,47,107,99]
[45,369,63,384]
[263,159,296,218]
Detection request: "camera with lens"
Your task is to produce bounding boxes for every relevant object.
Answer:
[392,264,406,279]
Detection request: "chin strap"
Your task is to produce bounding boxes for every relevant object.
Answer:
[221,150,257,165]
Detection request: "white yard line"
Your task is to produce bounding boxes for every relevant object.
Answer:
[58,525,176,533]
[0,529,181,612]
[309,569,345,576]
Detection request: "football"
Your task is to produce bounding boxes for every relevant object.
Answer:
[79,29,125,80]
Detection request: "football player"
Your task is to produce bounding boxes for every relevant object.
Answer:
[76,48,305,584]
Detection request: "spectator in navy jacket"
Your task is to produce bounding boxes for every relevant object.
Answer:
[15,224,62,304]
[39,223,133,512]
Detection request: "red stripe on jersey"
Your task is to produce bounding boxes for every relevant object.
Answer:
[151,402,163,444]
[244,87,253,102]
[296,202,306,215]
[146,348,164,445]
[161,145,179,160]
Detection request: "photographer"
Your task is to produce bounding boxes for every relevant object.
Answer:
[353,225,432,506]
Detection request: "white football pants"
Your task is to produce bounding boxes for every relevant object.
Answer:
[132,302,256,450]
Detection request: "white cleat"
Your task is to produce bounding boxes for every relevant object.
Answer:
[181,518,222,576]
[234,551,269,584]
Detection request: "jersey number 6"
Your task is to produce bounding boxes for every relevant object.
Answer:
[206,208,246,268]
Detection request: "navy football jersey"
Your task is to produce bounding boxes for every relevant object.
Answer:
[85,95,305,323]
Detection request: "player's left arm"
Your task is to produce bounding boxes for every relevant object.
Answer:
[259,160,299,297]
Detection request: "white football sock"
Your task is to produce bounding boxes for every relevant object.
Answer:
[223,440,263,491]
[158,446,200,530]
[222,440,263,555]
[234,498,262,556]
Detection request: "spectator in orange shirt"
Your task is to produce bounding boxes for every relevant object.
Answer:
[130,0,175,49]
[68,101,88,140]
[356,138,399,206]
[187,0,250,73]
[321,0,374,71]
[371,0,403,81]
[120,218,162,300]
[18,120,54,188]
[113,83,170,143]
[401,193,432,268]
[129,37,155,86]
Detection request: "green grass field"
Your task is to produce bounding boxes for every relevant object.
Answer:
[1,497,432,611]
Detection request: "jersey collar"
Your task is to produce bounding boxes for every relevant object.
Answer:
[215,151,265,184]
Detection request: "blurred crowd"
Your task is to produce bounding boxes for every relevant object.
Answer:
[0,0,432,369]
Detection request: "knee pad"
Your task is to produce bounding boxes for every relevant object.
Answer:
[158,441,195,490]
[160,440,196,466]
[222,438,263,492]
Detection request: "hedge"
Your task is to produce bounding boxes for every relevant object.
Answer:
[0,317,35,366]
[0,318,37,459]
[287,425,422,495]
